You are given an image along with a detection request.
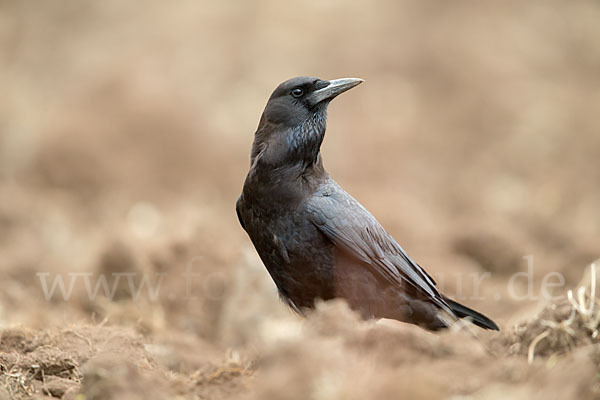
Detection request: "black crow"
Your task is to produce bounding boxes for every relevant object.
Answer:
[236,77,498,331]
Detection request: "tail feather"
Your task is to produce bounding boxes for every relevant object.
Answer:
[444,297,499,331]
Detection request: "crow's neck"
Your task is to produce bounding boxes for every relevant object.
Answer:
[244,153,327,212]
[246,114,329,203]
[251,112,328,176]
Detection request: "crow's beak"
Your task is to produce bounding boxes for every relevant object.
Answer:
[307,78,364,107]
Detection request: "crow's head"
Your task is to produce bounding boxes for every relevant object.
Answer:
[253,77,363,167]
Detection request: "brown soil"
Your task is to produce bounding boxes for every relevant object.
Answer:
[1,1,600,399]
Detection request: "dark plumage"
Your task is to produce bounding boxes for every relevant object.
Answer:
[236,77,498,331]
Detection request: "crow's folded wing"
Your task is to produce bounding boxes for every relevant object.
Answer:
[306,182,451,312]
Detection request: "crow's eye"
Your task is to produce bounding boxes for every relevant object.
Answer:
[291,88,304,98]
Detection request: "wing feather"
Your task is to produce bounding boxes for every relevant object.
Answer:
[307,181,450,312]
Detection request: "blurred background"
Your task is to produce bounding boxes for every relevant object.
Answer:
[1,0,600,398]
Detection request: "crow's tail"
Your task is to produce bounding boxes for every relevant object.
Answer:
[443,297,499,331]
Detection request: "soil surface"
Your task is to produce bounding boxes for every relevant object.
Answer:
[1,1,600,399]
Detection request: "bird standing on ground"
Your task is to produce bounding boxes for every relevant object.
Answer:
[236,77,498,331]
